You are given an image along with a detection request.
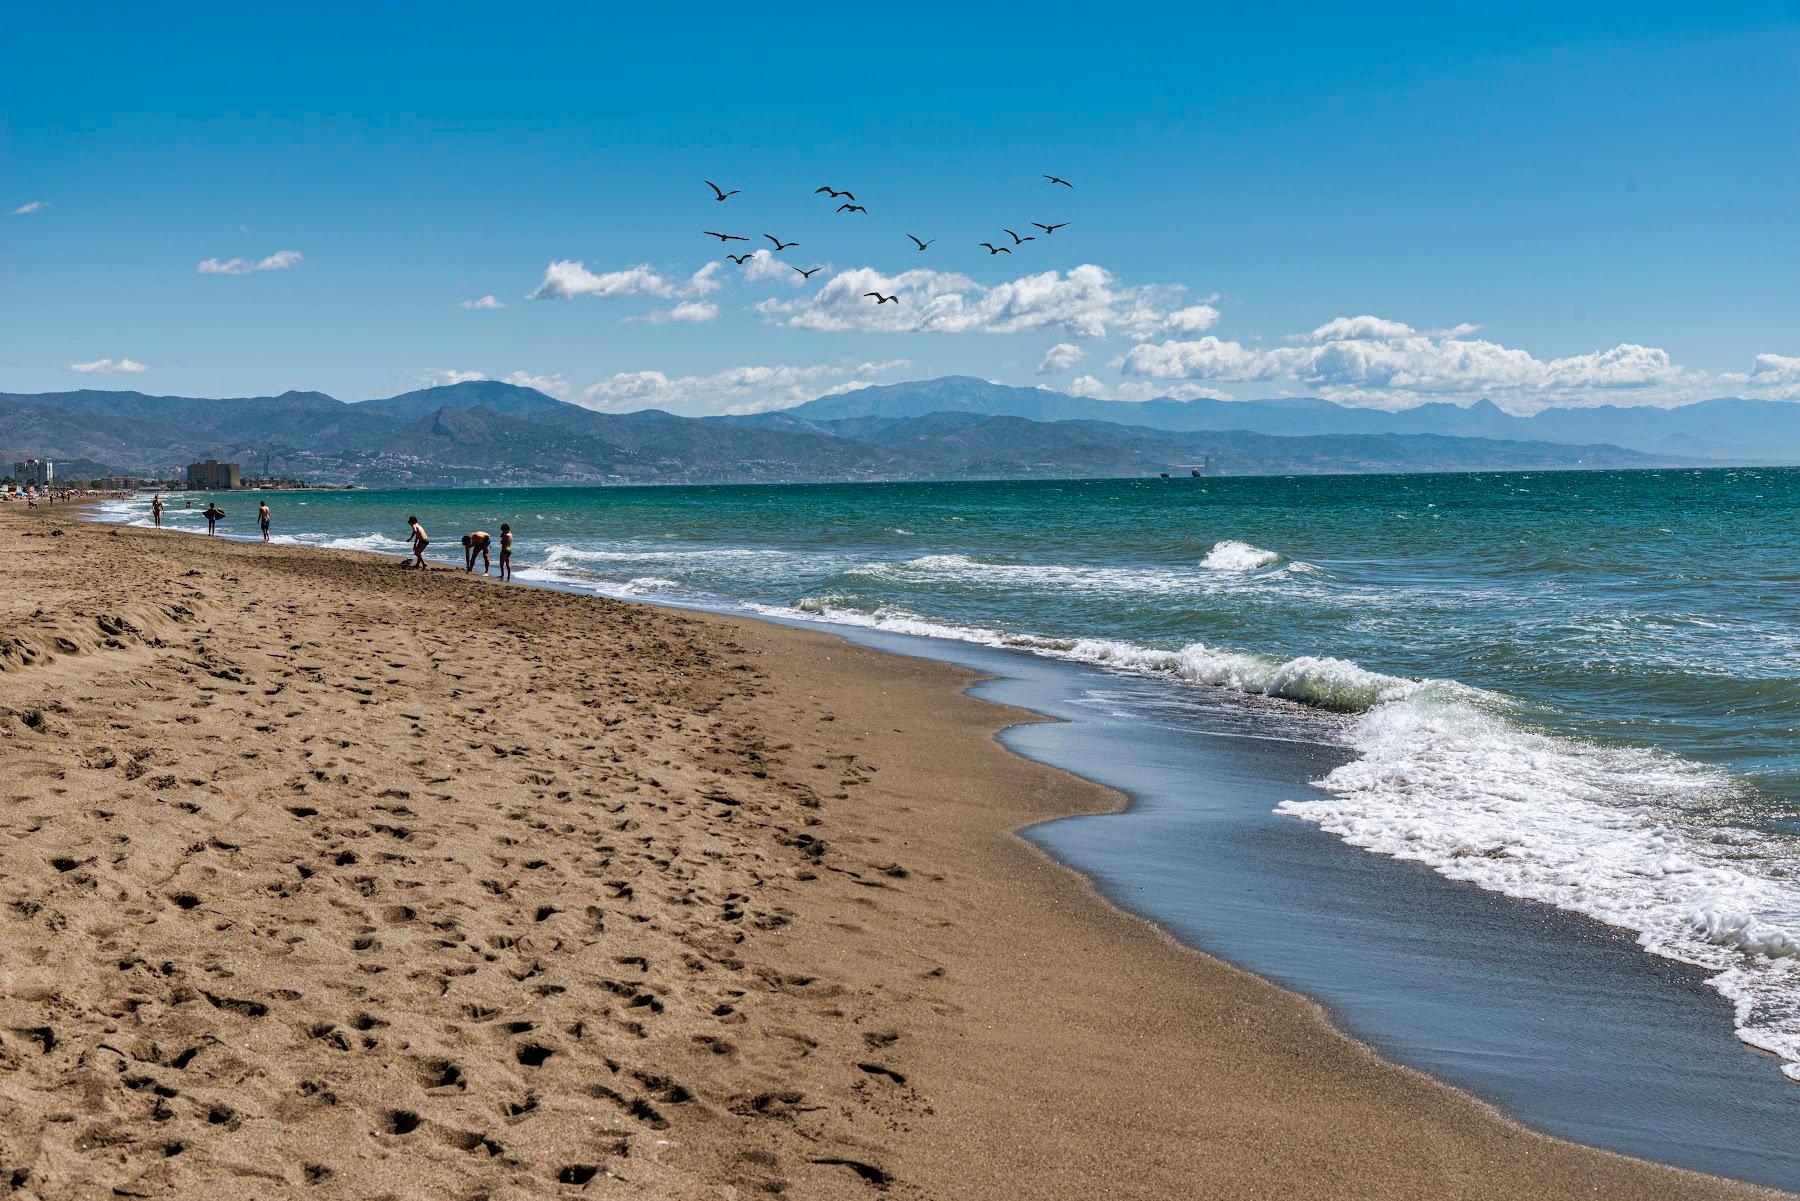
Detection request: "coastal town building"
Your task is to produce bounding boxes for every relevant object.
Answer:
[10,458,53,487]
[185,459,242,489]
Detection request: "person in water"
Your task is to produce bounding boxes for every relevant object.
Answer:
[498,523,513,582]
[258,500,272,542]
[151,493,164,528]
[202,502,225,535]
[407,515,430,568]
[462,530,492,574]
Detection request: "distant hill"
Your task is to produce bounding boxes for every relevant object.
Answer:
[776,376,1800,462]
[0,377,1724,487]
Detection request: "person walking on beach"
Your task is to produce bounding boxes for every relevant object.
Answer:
[499,523,513,582]
[202,502,225,535]
[258,500,272,542]
[462,530,492,574]
[151,493,164,528]
[406,515,430,568]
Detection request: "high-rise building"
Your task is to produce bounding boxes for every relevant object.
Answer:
[10,459,53,487]
[185,459,242,489]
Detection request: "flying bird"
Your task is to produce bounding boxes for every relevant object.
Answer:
[727,253,755,264]
[764,234,798,251]
[906,234,935,250]
[1003,228,1035,244]
[863,292,898,304]
[705,180,741,201]
[979,242,1012,255]
[793,265,823,280]
[1044,174,1074,188]
[704,230,748,242]
[836,203,868,214]
[1032,222,1070,235]
[815,186,856,200]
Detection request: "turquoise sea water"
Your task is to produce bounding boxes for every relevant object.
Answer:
[107,468,1800,1082]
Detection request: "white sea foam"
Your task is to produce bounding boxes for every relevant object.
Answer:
[1278,697,1800,1080]
[1200,539,1281,571]
[759,592,1800,1081]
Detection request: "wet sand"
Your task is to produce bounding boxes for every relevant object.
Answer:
[0,509,1783,1199]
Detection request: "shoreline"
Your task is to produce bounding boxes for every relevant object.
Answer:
[0,508,1784,1198]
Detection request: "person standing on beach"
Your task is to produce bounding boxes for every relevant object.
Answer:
[407,515,430,568]
[462,530,492,574]
[258,500,272,542]
[151,493,164,528]
[202,502,225,535]
[499,523,513,582]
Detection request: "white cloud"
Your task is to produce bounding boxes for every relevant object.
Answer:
[1037,343,1085,374]
[10,200,47,216]
[504,370,571,398]
[579,360,911,416]
[1064,373,1228,402]
[645,300,719,324]
[414,368,487,388]
[461,294,506,310]
[528,261,677,301]
[686,262,724,296]
[738,249,828,288]
[1115,314,1712,411]
[757,263,1185,339]
[69,357,150,374]
[197,249,303,276]
[1163,304,1221,334]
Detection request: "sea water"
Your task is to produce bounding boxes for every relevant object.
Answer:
[104,470,1800,1090]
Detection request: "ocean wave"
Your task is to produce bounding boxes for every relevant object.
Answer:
[1200,539,1282,571]
[761,591,1800,1081]
[1279,695,1800,1081]
[542,542,785,567]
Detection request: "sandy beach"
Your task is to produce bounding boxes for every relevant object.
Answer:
[0,507,1781,1200]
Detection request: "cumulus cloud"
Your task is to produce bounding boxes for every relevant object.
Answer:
[526,259,722,303]
[645,300,719,324]
[1115,314,1709,411]
[197,249,302,276]
[504,370,571,398]
[737,249,829,288]
[578,360,910,416]
[528,261,676,301]
[757,264,1185,339]
[1064,373,1228,402]
[414,368,487,388]
[1037,343,1085,374]
[10,200,47,216]
[69,357,150,374]
[1163,303,1221,334]
[460,294,506,310]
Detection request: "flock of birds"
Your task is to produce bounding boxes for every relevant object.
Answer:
[700,174,1075,304]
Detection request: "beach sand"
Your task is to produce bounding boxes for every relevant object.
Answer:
[0,509,1781,1200]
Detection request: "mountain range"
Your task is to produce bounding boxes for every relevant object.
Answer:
[1,376,1784,488]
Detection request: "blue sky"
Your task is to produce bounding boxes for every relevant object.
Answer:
[3,1,1796,415]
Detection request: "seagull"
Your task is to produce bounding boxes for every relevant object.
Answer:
[864,292,898,304]
[1044,174,1074,188]
[979,242,1012,255]
[815,186,856,200]
[705,180,740,202]
[906,234,935,250]
[704,230,748,242]
[1032,222,1070,235]
[764,234,798,251]
[794,265,823,280]
[836,203,868,214]
[1003,228,1036,244]
[727,253,756,264]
